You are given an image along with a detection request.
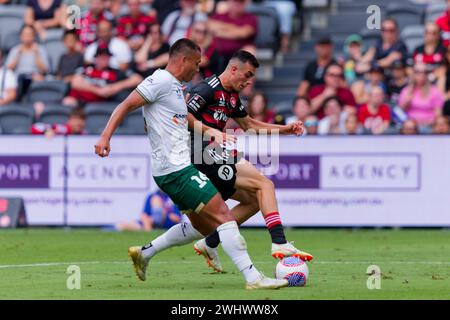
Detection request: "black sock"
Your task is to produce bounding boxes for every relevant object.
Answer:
[205,229,220,248]
[269,224,287,244]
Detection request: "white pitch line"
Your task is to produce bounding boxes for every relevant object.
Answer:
[0,260,449,269]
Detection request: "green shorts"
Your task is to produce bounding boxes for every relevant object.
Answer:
[153,164,218,214]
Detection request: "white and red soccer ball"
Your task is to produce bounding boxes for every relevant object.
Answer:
[275,257,309,287]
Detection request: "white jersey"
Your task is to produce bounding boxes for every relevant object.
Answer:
[136,69,191,176]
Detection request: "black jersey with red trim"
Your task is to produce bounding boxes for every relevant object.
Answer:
[187,75,246,200]
[187,75,248,132]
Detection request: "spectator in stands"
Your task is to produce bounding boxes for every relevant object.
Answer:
[413,22,446,76]
[285,96,311,125]
[297,35,336,97]
[209,0,258,72]
[84,20,132,71]
[6,24,50,99]
[351,64,386,105]
[260,0,297,53]
[63,45,142,106]
[25,0,64,41]
[436,1,450,48]
[386,60,409,106]
[304,115,318,135]
[436,48,450,118]
[31,107,87,136]
[162,0,207,46]
[188,20,220,79]
[247,92,276,124]
[56,30,83,83]
[115,189,182,231]
[103,0,122,17]
[77,0,114,48]
[0,0,11,4]
[400,119,418,135]
[399,62,444,127]
[343,113,361,135]
[360,18,408,75]
[309,63,357,118]
[432,115,450,134]
[133,23,170,78]
[0,51,18,106]
[342,34,366,86]
[358,86,391,135]
[117,0,156,52]
[317,97,346,135]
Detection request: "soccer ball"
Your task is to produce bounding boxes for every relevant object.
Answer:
[275,257,309,287]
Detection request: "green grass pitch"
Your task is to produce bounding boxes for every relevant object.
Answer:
[0,228,449,300]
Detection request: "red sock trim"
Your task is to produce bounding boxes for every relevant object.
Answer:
[264,212,282,229]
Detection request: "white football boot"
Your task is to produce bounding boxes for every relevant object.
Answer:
[271,242,314,261]
[246,272,289,290]
[193,238,223,273]
[128,246,149,281]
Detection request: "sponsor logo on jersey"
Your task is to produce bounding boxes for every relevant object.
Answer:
[213,109,229,122]
[218,165,234,181]
[230,96,237,108]
[172,114,187,125]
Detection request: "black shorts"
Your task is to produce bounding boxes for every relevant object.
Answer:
[191,142,241,201]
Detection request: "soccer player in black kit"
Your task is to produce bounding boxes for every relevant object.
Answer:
[186,50,313,272]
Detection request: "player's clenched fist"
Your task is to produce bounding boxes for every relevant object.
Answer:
[284,121,304,136]
[94,136,111,157]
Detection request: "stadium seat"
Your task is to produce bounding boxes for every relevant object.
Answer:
[85,105,113,134]
[121,109,146,135]
[44,28,65,42]
[25,81,68,104]
[403,36,424,54]
[425,2,446,23]
[400,24,425,39]
[84,102,118,111]
[1,30,21,52]
[42,39,67,74]
[0,5,26,53]
[38,106,71,125]
[386,3,424,30]
[246,4,280,55]
[0,106,33,134]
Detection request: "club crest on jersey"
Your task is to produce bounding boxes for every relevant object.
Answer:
[172,114,187,125]
[230,96,237,108]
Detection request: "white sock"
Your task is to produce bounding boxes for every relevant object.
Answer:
[217,221,260,283]
[141,221,202,260]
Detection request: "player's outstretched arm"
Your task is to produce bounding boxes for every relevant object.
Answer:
[94,90,145,157]
[234,116,304,136]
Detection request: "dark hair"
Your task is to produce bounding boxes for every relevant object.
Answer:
[20,24,37,35]
[292,95,310,108]
[248,91,268,116]
[70,107,86,120]
[230,50,259,68]
[382,17,399,30]
[322,96,343,111]
[169,38,201,57]
[324,62,344,76]
[63,29,79,40]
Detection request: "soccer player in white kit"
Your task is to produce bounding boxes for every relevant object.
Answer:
[94,38,287,290]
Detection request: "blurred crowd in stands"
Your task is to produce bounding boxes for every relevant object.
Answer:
[0,0,449,136]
